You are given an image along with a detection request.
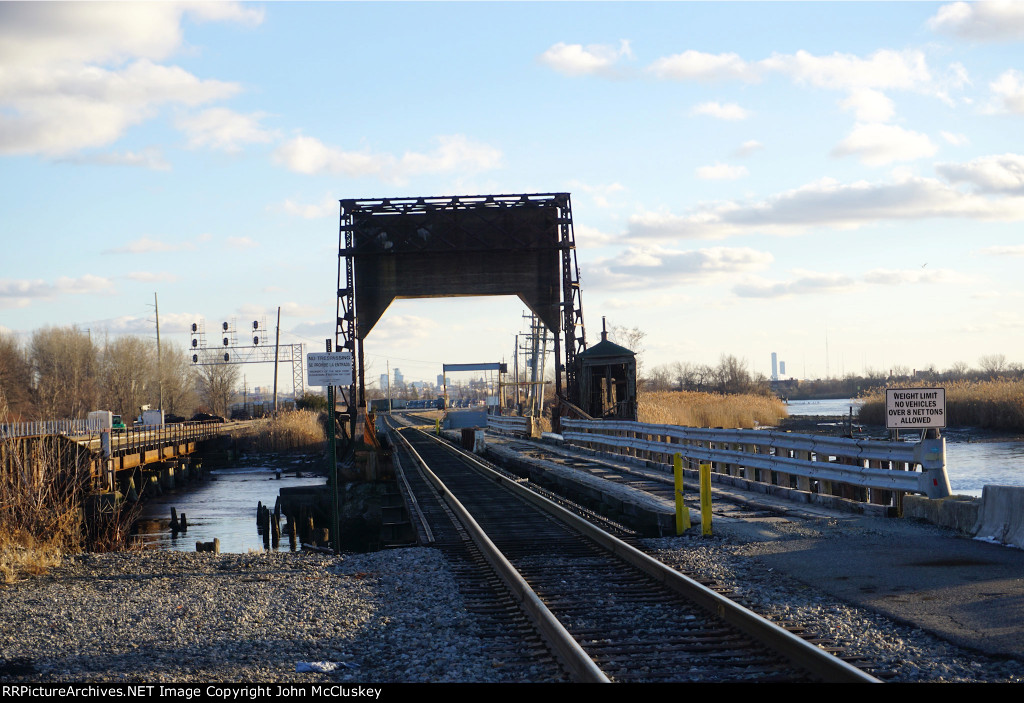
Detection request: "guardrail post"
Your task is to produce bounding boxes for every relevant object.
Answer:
[796,448,812,492]
[674,453,690,535]
[914,435,950,499]
[699,462,712,537]
[775,444,791,489]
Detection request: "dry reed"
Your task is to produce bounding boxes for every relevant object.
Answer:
[234,410,327,454]
[0,436,87,583]
[638,390,788,429]
[858,379,1024,431]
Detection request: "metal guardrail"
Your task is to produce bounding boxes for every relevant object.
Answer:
[487,415,532,436]
[562,419,951,502]
[0,419,91,439]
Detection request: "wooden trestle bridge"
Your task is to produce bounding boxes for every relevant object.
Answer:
[1,421,247,495]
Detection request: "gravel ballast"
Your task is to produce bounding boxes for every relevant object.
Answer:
[1,537,1021,683]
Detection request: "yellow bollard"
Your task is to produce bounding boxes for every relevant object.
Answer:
[435,418,441,435]
[674,453,690,535]
[699,462,712,537]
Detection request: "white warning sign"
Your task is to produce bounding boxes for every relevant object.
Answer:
[885,387,946,430]
[306,352,354,386]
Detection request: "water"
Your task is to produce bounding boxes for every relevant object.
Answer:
[135,464,326,553]
[140,402,1024,551]
[786,398,1024,497]
[943,438,1024,497]
[785,398,863,417]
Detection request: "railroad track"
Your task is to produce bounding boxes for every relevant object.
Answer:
[385,420,881,683]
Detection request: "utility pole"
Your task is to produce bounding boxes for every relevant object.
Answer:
[154,293,163,410]
[273,306,281,415]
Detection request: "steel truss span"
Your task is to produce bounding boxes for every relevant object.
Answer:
[336,193,586,441]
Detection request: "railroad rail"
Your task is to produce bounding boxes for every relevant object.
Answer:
[387,419,881,683]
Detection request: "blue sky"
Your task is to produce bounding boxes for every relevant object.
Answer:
[2,1,1023,391]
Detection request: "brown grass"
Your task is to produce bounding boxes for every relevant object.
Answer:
[0,436,87,583]
[858,379,1024,431]
[234,410,327,454]
[638,390,788,429]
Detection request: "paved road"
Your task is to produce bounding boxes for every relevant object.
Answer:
[711,486,1024,659]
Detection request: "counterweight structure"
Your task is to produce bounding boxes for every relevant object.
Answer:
[337,193,586,440]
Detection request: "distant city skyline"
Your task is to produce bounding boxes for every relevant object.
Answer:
[2,2,1023,391]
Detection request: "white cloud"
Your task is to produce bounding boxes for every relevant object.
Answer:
[838,89,895,122]
[176,108,277,152]
[937,153,1024,194]
[974,244,1024,256]
[832,123,937,166]
[733,271,856,299]
[0,274,115,308]
[226,236,259,249]
[273,134,502,182]
[61,147,171,171]
[941,131,969,146]
[574,224,618,247]
[273,135,381,177]
[862,268,969,285]
[690,101,750,121]
[369,315,439,342]
[647,50,758,82]
[696,163,749,180]
[0,4,256,157]
[990,70,1024,114]
[98,311,200,334]
[588,245,773,290]
[760,49,931,92]
[123,271,179,282]
[569,181,626,209]
[238,302,322,319]
[103,236,199,254]
[279,195,337,220]
[398,135,502,176]
[627,174,1024,240]
[538,40,632,77]
[928,1,1024,41]
[733,140,764,158]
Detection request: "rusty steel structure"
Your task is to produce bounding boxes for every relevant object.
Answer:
[337,193,586,441]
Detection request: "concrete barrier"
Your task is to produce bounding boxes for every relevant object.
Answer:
[973,485,1024,548]
[903,494,980,535]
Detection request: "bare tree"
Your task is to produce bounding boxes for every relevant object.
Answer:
[197,362,240,417]
[101,335,155,418]
[159,342,198,417]
[945,361,970,378]
[978,354,1008,377]
[645,364,673,391]
[0,331,33,420]
[30,326,100,420]
[607,323,646,387]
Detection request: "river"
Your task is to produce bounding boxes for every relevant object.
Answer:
[138,403,1023,553]
[786,398,1024,497]
[134,464,326,553]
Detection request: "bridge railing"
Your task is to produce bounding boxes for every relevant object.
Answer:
[106,421,224,458]
[487,415,534,437]
[561,419,951,508]
[0,419,91,439]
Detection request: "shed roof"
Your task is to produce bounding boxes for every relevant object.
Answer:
[577,338,636,360]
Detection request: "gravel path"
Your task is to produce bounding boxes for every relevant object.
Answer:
[1,540,1021,683]
[645,533,1024,683]
[0,549,517,683]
